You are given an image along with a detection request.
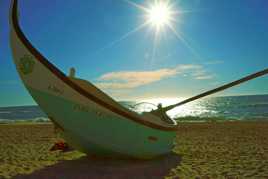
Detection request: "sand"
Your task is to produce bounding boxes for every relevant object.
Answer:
[169,122,268,178]
[0,121,268,179]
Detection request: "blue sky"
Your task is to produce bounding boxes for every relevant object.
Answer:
[0,0,268,107]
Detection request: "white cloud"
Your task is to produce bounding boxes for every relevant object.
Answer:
[194,75,214,80]
[95,64,213,90]
[191,69,214,80]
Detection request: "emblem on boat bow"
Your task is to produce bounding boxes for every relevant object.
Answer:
[19,55,35,75]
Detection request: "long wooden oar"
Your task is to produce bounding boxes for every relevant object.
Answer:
[160,68,268,113]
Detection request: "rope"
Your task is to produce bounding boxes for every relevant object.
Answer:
[161,68,268,112]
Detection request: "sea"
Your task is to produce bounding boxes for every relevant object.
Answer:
[0,95,268,123]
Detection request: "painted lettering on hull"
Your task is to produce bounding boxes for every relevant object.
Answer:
[48,85,64,95]
[73,104,104,117]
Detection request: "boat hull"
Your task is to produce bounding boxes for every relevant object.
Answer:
[29,87,176,159]
[9,0,177,159]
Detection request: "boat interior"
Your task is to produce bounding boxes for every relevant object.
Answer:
[68,68,177,127]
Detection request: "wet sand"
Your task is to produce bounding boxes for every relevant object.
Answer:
[0,122,268,178]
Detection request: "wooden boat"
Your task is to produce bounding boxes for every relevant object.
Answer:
[10,0,268,159]
[9,0,178,159]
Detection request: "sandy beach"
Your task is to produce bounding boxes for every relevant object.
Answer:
[0,121,268,179]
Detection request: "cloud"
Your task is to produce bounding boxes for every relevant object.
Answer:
[95,64,213,90]
[194,75,214,80]
[191,69,214,80]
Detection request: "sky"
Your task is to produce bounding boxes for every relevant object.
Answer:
[0,0,268,107]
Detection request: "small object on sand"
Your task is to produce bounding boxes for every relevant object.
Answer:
[50,141,70,152]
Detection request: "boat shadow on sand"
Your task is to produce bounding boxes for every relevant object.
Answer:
[14,153,181,179]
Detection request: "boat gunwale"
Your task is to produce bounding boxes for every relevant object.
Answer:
[11,0,178,131]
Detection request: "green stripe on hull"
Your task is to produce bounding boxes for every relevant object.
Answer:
[28,87,176,159]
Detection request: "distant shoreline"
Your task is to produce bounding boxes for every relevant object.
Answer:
[1,94,268,108]
[1,94,268,122]
[0,117,268,125]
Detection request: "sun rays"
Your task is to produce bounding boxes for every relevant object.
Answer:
[125,0,180,37]
[123,0,199,63]
[95,0,196,61]
[147,1,174,29]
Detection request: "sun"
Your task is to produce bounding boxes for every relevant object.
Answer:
[147,1,173,29]
[122,0,190,60]
[104,0,192,59]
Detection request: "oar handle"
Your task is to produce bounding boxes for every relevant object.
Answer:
[162,68,268,112]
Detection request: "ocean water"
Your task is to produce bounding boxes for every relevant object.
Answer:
[169,94,268,120]
[0,95,268,123]
[0,106,48,123]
